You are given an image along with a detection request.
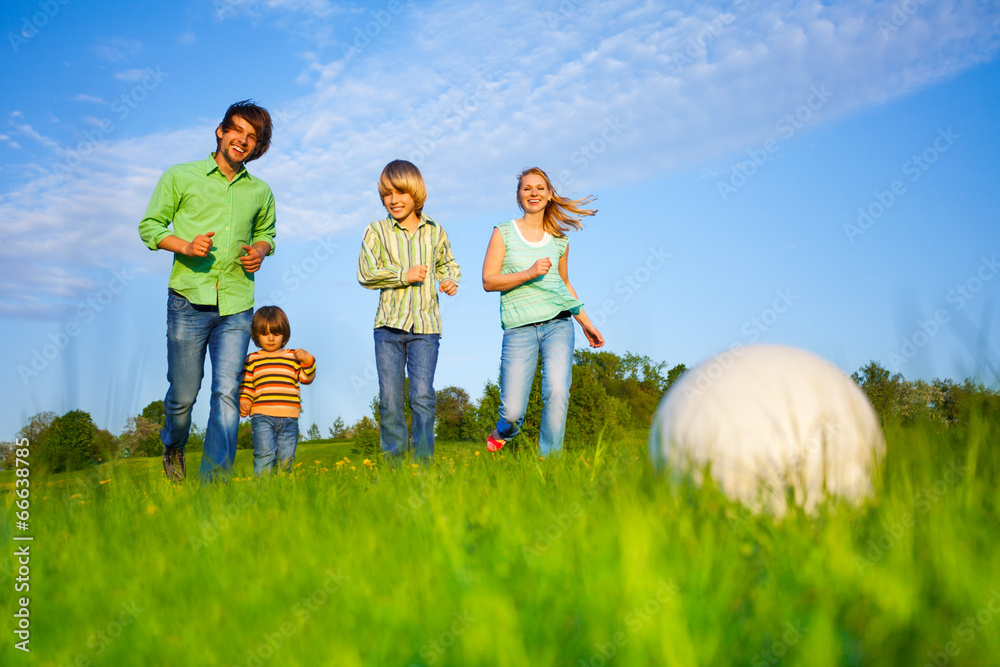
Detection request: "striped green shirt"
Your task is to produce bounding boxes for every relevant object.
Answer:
[497,220,582,330]
[139,154,276,316]
[357,214,461,334]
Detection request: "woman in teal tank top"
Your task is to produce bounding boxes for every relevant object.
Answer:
[481,167,605,455]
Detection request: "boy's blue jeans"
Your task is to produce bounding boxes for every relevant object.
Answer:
[251,415,299,474]
[494,316,574,456]
[161,290,252,481]
[374,327,440,459]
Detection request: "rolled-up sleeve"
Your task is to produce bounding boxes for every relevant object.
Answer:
[138,170,178,250]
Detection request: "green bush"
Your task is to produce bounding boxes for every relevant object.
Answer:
[37,410,94,472]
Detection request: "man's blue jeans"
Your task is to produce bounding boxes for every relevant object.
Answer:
[374,327,440,459]
[494,316,574,456]
[161,291,252,481]
[251,415,299,475]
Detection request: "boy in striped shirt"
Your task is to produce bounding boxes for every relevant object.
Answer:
[239,306,316,474]
[357,160,461,460]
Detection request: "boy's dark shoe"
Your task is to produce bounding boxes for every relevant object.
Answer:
[163,449,186,482]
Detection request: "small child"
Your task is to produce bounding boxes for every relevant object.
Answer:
[357,159,461,460]
[239,306,316,474]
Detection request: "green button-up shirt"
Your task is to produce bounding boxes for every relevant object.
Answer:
[357,214,461,334]
[139,154,276,316]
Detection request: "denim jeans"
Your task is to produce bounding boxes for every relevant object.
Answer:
[161,290,252,481]
[373,327,440,459]
[251,415,299,475]
[495,316,574,456]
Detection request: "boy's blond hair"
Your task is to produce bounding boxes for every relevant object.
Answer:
[378,160,427,218]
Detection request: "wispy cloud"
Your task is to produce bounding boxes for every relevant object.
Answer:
[92,37,144,62]
[1,0,998,320]
[114,68,154,82]
[72,94,106,104]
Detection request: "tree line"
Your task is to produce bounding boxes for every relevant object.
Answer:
[3,353,997,472]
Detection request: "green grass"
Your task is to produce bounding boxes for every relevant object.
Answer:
[2,424,1000,666]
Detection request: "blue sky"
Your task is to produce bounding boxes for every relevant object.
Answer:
[1,0,999,439]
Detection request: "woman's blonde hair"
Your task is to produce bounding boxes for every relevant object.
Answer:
[516,167,596,237]
[378,160,427,218]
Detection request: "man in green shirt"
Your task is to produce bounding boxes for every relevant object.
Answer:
[139,100,276,482]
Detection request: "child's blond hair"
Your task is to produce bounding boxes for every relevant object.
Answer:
[378,160,427,218]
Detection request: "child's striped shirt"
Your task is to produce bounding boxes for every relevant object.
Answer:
[239,349,316,418]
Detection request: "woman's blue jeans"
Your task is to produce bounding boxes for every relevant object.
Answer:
[251,415,299,474]
[374,327,440,459]
[161,291,252,481]
[494,316,574,456]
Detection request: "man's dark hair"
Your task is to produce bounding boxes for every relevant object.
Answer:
[217,100,272,162]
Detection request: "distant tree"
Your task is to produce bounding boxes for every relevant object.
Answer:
[0,441,16,470]
[306,423,321,441]
[564,361,630,449]
[436,386,473,441]
[17,411,58,446]
[237,421,254,450]
[352,416,379,458]
[666,363,688,390]
[119,416,162,458]
[140,400,166,427]
[851,361,902,423]
[39,410,95,472]
[92,428,116,461]
[329,416,346,439]
[468,379,501,441]
[188,422,206,449]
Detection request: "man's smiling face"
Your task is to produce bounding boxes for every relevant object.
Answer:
[215,115,258,168]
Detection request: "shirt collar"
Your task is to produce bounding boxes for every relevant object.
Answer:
[390,212,435,231]
[205,153,250,181]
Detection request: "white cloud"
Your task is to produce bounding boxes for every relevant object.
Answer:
[179,32,197,46]
[72,94,106,104]
[92,37,143,62]
[2,0,998,320]
[114,68,153,82]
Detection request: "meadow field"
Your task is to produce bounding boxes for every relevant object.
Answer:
[2,420,999,666]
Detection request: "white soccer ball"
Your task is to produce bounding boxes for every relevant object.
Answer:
[649,344,885,514]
